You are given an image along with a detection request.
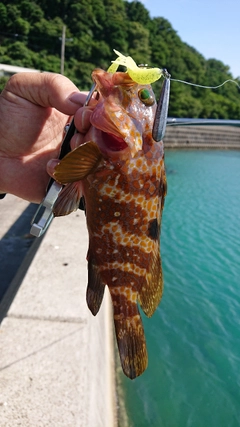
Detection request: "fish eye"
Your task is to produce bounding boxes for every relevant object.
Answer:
[138,88,155,106]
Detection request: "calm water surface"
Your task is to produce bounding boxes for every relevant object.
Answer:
[118,150,240,427]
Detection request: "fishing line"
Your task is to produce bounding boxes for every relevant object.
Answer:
[170,78,240,90]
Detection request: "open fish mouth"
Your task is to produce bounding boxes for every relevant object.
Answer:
[101,131,128,152]
[86,126,131,159]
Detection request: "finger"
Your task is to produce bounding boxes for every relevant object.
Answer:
[70,133,85,150]
[2,72,89,115]
[46,159,60,178]
[74,106,93,133]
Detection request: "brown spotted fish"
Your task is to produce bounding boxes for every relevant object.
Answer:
[53,68,167,379]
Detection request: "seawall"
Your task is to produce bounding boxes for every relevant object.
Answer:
[164,125,240,149]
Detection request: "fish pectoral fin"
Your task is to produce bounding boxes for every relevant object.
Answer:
[110,290,148,379]
[87,261,105,316]
[53,182,83,216]
[53,141,102,185]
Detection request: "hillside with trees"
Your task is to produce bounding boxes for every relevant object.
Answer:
[0,0,239,119]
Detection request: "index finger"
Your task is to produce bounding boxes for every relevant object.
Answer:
[1,72,89,116]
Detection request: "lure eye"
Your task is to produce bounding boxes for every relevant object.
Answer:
[138,88,155,106]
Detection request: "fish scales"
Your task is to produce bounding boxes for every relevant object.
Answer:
[53,68,167,379]
[85,156,165,378]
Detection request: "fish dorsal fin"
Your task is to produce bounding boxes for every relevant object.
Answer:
[138,250,163,317]
[53,141,102,184]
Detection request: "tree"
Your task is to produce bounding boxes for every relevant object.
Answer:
[0,0,239,118]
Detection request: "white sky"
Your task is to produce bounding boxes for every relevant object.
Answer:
[135,0,240,78]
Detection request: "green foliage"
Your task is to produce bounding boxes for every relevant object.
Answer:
[0,0,239,118]
[127,21,151,65]
[125,0,151,26]
[0,76,9,93]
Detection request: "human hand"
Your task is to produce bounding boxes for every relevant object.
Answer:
[0,72,89,203]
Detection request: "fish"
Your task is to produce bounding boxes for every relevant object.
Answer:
[52,65,167,379]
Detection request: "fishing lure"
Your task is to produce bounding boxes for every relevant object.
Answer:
[108,49,163,84]
[107,50,171,142]
[152,69,171,142]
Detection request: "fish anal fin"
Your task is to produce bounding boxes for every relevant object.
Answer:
[87,260,105,316]
[53,182,83,216]
[110,289,148,379]
[138,249,163,318]
[53,141,102,185]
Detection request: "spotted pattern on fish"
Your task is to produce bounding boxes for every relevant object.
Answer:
[53,69,167,379]
[84,140,166,378]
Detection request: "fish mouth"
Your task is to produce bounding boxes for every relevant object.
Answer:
[90,128,130,159]
[101,131,128,152]
[83,126,130,159]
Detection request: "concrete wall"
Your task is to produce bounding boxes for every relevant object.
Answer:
[0,195,117,427]
[164,125,240,149]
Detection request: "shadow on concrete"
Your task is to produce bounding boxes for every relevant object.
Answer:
[0,203,44,322]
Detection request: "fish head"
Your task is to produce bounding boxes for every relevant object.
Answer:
[86,69,157,159]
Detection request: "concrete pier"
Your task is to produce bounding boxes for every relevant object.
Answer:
[0,195,117,426]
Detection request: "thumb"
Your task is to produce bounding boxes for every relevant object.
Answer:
[2,72,88,115]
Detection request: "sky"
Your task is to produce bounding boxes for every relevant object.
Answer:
[135,0,240,78]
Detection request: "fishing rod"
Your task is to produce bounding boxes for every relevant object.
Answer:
[166,118,240,127]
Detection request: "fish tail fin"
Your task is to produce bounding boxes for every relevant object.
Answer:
[53,182,83,216]
[86,260,105,316]
[110,288,148,379]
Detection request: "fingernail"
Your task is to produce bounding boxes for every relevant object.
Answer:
[69,91,86,105]
[71,133,84,150]
[46,159,60,177]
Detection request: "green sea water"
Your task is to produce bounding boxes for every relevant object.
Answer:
[118,150,240,427]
